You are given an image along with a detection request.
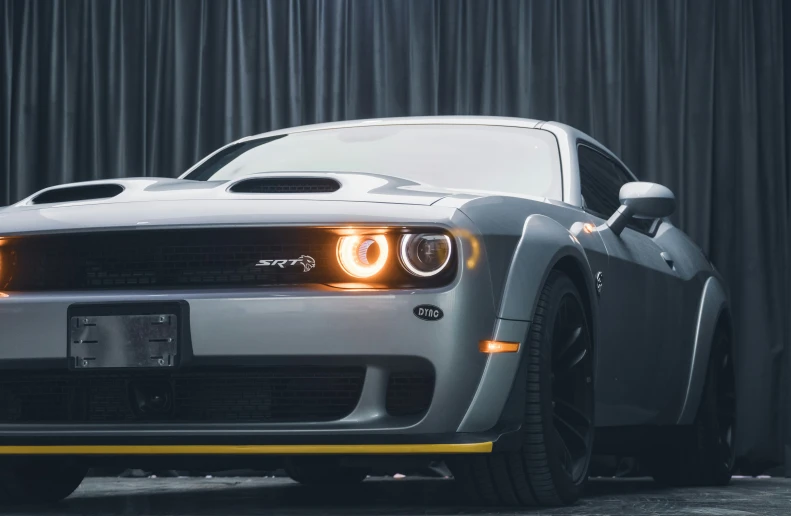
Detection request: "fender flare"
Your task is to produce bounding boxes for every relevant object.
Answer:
[456,214,598,433]
[497,214,598,329]
[676,275,732,424]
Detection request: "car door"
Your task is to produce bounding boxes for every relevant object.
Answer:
[577,144,688,426]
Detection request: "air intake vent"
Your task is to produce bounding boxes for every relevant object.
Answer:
[229,177,341,194]
[31,184,124,205]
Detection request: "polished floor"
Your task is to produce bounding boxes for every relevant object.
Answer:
[4,476,789,516]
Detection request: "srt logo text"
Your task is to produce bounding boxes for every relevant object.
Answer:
[255,255,316,272]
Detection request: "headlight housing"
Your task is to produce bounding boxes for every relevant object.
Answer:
[336,234,389,278]
[399,233,453,277]
[332,228,456,287]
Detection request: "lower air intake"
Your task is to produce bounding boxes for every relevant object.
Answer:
[385,372,435,417]
[0,367,365,424]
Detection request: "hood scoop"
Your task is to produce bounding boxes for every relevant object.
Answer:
[31,184,124,205]
[229,177,341,194]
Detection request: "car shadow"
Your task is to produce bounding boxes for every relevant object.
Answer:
[3,477,774,516]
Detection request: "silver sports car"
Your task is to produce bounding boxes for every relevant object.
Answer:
[0,116,735,506]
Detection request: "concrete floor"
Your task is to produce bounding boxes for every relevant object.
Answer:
[4,476,790,516]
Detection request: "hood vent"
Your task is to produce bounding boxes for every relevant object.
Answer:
[229,177,341,194]
[31,184,124,205]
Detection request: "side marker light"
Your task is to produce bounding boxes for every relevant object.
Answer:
[479,340,520,353]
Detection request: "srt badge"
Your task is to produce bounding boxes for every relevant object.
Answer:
[256,255,316,272]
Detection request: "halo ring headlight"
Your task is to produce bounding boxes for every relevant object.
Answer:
[337,235,389,278]
[399,234,452,277]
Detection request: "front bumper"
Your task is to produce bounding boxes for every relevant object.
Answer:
[0,269,529,454]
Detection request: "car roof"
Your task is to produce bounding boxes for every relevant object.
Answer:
[238,116,546,141]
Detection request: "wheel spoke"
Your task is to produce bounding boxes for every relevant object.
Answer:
[553,411,588,453]
[555,347,587,376]
[554,326,582,362]
[546,291,593,484]
[554,427,574,475]
[554,398,592,430]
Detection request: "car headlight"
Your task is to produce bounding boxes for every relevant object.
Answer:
[337,234,389,278]
[399,234,452,277]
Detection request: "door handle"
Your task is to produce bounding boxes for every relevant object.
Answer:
[660,252,675,270]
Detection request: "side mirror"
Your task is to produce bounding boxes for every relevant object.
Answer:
[606,182,676,236]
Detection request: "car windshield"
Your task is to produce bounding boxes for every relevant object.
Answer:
[184,124,563,199]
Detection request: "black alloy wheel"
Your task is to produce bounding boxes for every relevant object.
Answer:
[551,289,595,485]
[716,340,737,473]
[646,323,736,486]
[450,270,594,506]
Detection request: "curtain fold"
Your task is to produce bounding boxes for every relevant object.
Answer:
[1,0,789,466]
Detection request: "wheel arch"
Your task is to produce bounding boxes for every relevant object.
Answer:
[676,275,732,425]
[497,214,598,340]
[458,214,599,435]
[551,255,597,364]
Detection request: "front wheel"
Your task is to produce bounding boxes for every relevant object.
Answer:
[0,458,87,504]
[451,271,595,506]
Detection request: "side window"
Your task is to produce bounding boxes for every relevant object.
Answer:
[577,145,655,234]
[578,145,625,217]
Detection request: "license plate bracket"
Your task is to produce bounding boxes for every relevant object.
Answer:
[69,313,179,370]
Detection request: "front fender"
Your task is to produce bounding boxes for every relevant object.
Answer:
[498,214,596,322]
[457,214,597,433]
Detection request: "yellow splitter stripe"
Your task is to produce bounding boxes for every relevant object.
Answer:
[0,443,493,455]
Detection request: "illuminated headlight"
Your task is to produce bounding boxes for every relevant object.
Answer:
[399,234,452,277]
[337,235,389,278]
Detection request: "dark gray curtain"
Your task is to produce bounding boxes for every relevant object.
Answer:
[2,0,789,467]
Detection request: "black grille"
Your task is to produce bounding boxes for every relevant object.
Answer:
[3,228,339,291]
[385,372,435,417]
[229,178,340,194]
[0,368,365,424]
[2,227,458,291]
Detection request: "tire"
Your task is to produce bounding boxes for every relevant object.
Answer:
[284,458,368,486]
[450,270,594,506]
[646,323,736,486]
[0,458,87,504]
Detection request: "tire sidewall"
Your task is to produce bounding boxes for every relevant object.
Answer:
[698,328,736,483]
[534,273,594,503]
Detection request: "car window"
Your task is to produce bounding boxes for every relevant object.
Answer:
[577,145,654,234]
[578,145,621,217]
[183,125,564,200]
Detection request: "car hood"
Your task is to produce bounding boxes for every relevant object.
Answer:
[0,173,484,235]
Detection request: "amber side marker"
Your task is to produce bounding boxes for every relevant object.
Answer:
[479,340,520,353]
[0,443,493,455]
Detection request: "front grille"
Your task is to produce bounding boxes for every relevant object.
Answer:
[0,367,365,424]
[2,228,339,291]
[385,372,435,417]
[1,227,457,291]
